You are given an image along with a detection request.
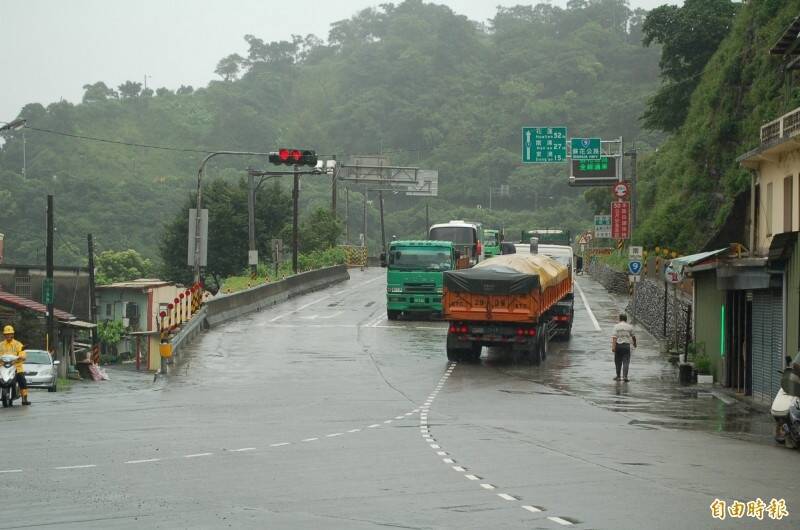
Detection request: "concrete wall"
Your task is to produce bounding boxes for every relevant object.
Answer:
[752,150,800,255]
[586,260,629,295]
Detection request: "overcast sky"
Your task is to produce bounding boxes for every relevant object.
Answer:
[0,0,678,122]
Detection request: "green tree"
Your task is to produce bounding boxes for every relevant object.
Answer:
[82,81,118,103]
[298,207,342,253]
[641,0,739,131]
[95,249,153,285]
[117,81,143,99]
[215,53,244,81]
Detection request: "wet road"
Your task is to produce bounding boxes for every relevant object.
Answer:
[3,269,799,529]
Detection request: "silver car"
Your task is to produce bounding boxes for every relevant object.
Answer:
[23,349,59,392]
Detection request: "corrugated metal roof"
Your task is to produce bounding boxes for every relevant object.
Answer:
[0,290,75,321]
[671,248,729,275]
[97,279,172,289]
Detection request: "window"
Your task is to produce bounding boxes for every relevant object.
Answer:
[753,183,760,248]
[784,175,793,233]
[106,303,112,317]
[766,182,773,237]
[14,274,31,299]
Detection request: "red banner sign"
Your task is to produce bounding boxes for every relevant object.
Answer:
[611,201,630,240]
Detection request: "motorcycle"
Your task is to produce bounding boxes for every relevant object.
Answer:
[771,353,800,448]
[0,354,20,408]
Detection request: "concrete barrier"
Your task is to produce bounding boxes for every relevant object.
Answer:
[205,265,350,327]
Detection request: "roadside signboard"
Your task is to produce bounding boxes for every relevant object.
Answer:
[187,209,209,267]
[42,278,54,304]
[611,201,630,240]
[613,181,629,200]
[594,215,612,239]
[570,138,601,160]
[522,127,567,163]
[569,157,617,186]
[628,246,643,259]
[628,260,642,275]
[629,274,641,283]
[665,262,681,283]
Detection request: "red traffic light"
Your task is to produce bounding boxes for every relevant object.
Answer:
[269,148,318,167]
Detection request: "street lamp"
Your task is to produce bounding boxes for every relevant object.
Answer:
[0,119,27,178]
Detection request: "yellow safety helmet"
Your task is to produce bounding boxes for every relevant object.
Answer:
[3,325,14,335]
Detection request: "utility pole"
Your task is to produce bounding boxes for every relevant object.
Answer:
[345,187,349,244]
[363,186,368,255]
[45,195,56,364]
[626,144,638,228]
[292,166,300,274]
[425,202,429,239]
[87,234,98,355]
[247,173,257,277]
[331,169,337,214]
[489,187,492,210]
[379,190,386,254]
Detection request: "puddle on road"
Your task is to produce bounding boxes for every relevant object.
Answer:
[478,334,777,443]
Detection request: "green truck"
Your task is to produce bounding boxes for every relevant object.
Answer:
[381,240,458,320]
[483,229,502,257]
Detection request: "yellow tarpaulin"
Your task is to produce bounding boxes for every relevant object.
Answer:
[474,254,569,289]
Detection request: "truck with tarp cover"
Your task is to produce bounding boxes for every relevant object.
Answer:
[442,254,573,363]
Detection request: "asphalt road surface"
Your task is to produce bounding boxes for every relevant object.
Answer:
[3,269,798,529]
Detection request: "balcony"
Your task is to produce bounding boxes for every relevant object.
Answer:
[760,106,800,144]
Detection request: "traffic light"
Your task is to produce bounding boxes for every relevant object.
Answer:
[268,148,317,167]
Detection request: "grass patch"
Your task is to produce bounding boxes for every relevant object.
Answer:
[594,252,628,272]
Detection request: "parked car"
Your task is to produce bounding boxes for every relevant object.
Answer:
[23,349,59,392]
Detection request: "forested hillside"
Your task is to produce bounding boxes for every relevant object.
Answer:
[0,0,660,269]
[635,0,800,251]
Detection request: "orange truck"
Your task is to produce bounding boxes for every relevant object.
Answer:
[442,254,573,363]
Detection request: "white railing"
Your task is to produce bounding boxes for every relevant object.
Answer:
[761,106,800,144]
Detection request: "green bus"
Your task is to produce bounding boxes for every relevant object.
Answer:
[381,240,458,320]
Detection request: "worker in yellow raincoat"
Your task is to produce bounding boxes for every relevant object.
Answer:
[0,325,30,405]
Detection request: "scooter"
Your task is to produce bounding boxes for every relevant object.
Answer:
[771,353,800,448]
[0,354,20,408]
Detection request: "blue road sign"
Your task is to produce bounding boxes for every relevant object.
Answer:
[628,260,642,275]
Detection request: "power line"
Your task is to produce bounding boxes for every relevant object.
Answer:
[23,125,216,154]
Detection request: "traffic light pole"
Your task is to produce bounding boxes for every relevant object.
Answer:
[194,151,272,284]
[292,166,300,274]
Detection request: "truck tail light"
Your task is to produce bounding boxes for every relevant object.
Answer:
[460,325,468,334]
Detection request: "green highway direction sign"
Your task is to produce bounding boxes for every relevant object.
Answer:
[570,137,601,160]
[42,278,54,305]
[522,127,567,163]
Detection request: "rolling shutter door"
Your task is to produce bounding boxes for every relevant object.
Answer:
[751,289,783,402]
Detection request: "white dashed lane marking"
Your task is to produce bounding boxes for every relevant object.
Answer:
[270,442,290,447]
[0,469,22,474]
[302,437,319,442]
[230,448,255,452]
[125,458,160,464]
[184,453,212,458]
[420,361,581,526]
[56,464,96,470]
[326,433,343,438]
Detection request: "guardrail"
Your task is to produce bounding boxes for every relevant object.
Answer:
[761,106,800,144]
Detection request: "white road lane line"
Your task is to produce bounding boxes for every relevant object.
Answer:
[184,453,212,458]
[301,437,319,442]
[395,415,405,419]
[230,448,255,452]
[347,429,361,433]
[465,474,480,481]
[452,466,466,472]
[437,451,448,456]
[443,458,455,464]
[547,516,574,526]
[368,424,380,428]
[125,458,160,464]
[56,464,97,470]
[522,505,542,513]
[326,433,343,438]
[480,483,496,490]
[383,419,393,424]
[270,296,330,321]
[498,493,517,501]
[0,469,22,473]
[430,444,440,449]
[574,280,601,331]
[270,442,290,447]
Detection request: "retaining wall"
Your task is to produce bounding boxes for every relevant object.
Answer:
[588,260,691,351]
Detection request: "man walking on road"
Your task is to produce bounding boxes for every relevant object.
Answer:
[612,314,636,382]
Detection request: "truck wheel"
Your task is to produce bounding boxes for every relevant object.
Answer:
[540,327,548,360]
[387,310,400,320]
[446,347,462,362]
[527,338,541,365]
[468,344,482,363]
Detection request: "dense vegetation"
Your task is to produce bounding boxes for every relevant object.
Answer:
[634,0,800,251]
[0,0,661,275]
